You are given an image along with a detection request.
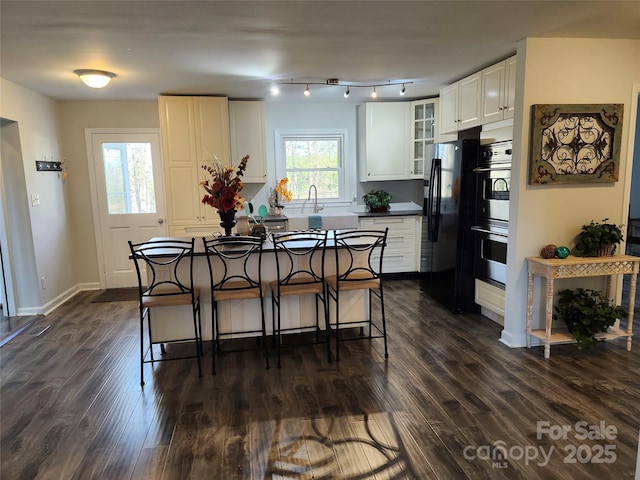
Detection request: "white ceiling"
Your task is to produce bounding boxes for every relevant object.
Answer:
[1,1,639,103]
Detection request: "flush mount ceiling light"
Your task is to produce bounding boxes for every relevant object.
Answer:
[274,79,413,98]
[74,69,116,88]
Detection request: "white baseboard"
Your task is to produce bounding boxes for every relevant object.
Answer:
[499,329,529,348]
[16,282,101,316]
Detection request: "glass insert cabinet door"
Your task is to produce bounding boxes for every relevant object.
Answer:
[411,99,437,179]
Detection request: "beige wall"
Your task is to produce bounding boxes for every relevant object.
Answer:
[58,101,160,284]
[0,78,73,313]
[502,38,640,347]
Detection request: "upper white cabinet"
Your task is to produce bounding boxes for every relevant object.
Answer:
[439,72,483,134]
[158,95,230,229]
[481,55,517,124]
[228,100,267,183]
[357,102,411,182]
[410,98,438,179]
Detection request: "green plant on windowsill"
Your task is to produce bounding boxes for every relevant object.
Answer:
[362,190,392,213]
[553,288,627,350]
[573,218,624,257]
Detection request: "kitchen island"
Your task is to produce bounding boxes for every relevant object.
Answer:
[145,234,369,343]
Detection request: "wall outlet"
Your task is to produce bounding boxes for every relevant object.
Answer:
[41,276,46,289]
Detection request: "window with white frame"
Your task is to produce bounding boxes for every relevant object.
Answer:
[275,130,349,204]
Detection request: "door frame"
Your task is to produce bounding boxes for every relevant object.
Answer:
[85,128,165,289]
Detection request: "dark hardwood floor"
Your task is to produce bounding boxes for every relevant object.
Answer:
[1,279,639,479]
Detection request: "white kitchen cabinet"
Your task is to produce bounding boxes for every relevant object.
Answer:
[359,215,420,273]
[410,99,438,180]
[481,55,517,124]
[439,72,483,134]
[229,100,267,183]
[158,95,230,230]
[357,102,411,182]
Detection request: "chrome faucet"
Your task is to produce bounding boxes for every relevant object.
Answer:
[308,184,324,213]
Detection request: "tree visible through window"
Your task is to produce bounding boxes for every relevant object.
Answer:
[102,142,156,214]
[283,135,344,201]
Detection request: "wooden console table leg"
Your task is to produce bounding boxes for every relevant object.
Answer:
[526,272,534,348]
[627,271,637,351]
[544,277,554,359]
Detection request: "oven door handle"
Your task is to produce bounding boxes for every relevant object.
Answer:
[470,225,509,238]
[472,166,512,173]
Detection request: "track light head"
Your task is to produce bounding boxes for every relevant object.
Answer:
[371,87,377,99]
[271,84,280,96]
[400,84,406,96]
[304,84,310,97]
[344,86,350,98]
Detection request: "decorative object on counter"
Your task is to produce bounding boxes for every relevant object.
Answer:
[251,223,268,240]
[258,204,268,224]
[236,216,251,236]
[529,103,623,185]
[573,218,624,257]
[555,246,570,259]
[200,154,249,236]
[554,288,627,350]
[362,189,392,213]
[540,244,558,259]
[269,178,293,215]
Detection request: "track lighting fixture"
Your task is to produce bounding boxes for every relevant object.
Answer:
[275,79,413,98]
[271,84,280,95]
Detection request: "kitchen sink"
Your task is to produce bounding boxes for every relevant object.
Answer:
[286,212,359,231]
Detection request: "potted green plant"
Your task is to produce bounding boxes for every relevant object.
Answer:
[362,190,392,213]
[573,218,624,257]
[553,288,627,350]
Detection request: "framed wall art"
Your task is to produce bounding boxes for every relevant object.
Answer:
[529,103,624,185]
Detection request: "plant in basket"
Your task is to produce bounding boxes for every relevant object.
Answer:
[573,218,624,257]
[553,288,627,350]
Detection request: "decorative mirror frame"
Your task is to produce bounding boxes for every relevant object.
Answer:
[529,104,624,185]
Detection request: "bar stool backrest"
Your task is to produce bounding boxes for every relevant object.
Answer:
[128,238,197,301]
[202,236,264,295]
[272,231,328,289]
[332,228,389,284]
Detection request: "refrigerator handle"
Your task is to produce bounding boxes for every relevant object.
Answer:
[428,158,442,241]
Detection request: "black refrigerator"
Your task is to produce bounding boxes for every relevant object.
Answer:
[419,139,479,313]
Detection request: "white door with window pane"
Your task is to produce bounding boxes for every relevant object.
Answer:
[88,130,167,288]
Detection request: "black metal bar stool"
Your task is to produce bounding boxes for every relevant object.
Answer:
[128,238,203,387]
[202,235,269,374]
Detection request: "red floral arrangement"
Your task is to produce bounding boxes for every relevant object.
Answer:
[200,154,249,212]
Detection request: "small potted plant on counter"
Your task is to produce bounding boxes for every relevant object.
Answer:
[362,190,392,213]
[573,218,624,257]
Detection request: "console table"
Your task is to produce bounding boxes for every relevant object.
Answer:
[526,255,639,358]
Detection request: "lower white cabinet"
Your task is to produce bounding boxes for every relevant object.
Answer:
[359,215,420,273]
[475,279,505,325]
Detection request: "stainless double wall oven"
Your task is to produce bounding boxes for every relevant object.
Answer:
[471,141,511,288]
